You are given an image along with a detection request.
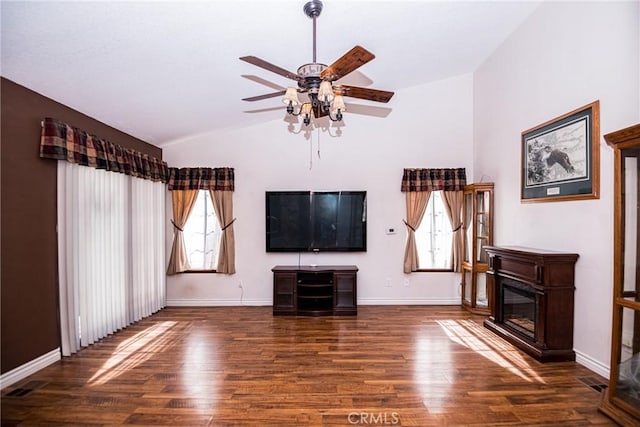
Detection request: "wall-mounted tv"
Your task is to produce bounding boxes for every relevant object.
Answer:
[266,191,367,252]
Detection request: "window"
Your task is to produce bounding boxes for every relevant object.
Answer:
[182,190,221,271]
[415,191,453,270]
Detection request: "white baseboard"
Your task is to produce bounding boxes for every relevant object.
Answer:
[575,349,609,379]
[359,297,460,305]
[166,297,460,307]
[166,298,271,307]
[1,348,61,389]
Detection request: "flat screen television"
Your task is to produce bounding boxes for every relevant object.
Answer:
[266,191,367,252]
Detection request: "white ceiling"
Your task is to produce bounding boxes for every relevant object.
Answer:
[1,0,541,146]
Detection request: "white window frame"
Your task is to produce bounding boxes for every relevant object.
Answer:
[414,191,454,271]
[182,190,222,272]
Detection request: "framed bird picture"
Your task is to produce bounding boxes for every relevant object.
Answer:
[521,101,600,203]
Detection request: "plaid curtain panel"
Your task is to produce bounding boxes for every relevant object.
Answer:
[167,167,235,191]
[401,168,466,192]
[39,118,169,182]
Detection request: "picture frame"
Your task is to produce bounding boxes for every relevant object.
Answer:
[521,100,600,203]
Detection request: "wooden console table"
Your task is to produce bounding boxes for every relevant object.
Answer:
[483,246,579,362]
[272,265,358,316]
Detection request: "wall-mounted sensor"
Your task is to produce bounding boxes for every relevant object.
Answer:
[386,228,396,235]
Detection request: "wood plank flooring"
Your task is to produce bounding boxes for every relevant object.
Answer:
[2,306,614,426]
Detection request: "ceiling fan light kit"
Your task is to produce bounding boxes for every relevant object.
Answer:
[240,0,393,128]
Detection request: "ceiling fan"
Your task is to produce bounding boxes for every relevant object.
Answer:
[240,0,394,125]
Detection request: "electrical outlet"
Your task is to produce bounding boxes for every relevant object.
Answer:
[385,278,392,287]
[404,278,410,287]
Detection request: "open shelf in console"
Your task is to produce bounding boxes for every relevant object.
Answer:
[297,272,334,314]
[272,265,358,316]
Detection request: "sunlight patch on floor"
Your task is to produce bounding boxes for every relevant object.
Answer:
[414,333,453,412]
[181,331,219,399]
[437,319,545,383]
[88,321,179,386]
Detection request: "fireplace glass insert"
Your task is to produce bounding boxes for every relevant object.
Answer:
[502,279,536,340]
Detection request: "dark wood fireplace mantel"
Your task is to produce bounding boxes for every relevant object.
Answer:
[483,246,579,362]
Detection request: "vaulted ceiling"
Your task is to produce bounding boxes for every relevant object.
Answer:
[1,1,540,146]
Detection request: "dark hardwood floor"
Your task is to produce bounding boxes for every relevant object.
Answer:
[2,306,614,426]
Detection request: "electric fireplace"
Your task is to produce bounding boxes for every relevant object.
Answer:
[501,279,537,340]
[483,246,579,362]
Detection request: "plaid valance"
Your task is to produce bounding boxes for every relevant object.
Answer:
[168,167,234,191]
[401,168,466,192]
[39,118,169,182]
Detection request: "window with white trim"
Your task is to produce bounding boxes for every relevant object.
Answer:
[182,190,221,270]
[415,191,453,270]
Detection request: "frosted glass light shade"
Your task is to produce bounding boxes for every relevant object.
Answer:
[300,102,313,116]
[300,102,313,125]
[318,81,334,103]
[331,94,346,112]
[282,87,300,106]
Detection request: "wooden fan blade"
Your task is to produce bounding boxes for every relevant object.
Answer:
[336,85,394,103]
[239,56,300,81]
[320,46,375,81]
[242,90,286,102]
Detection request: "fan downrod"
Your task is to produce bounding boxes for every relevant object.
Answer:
[303,0,323,19]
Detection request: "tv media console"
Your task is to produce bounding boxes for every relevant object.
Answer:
[272,265,358,316]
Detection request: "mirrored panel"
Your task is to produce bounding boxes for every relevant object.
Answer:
[475,272,488,307]
[477,235,488,263]
[615,306,640,409]
[476,191,491,263]
[622,153,639,302]
[463,270,472,303]
[464,193,472,263]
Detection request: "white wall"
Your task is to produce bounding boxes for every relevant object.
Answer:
[163,73,474,306]
[474,1,639,376]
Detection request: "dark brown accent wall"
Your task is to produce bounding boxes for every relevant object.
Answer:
[0,77,162,374]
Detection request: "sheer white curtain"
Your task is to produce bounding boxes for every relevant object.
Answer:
[57,162,165,356]
[130,177,166,322]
